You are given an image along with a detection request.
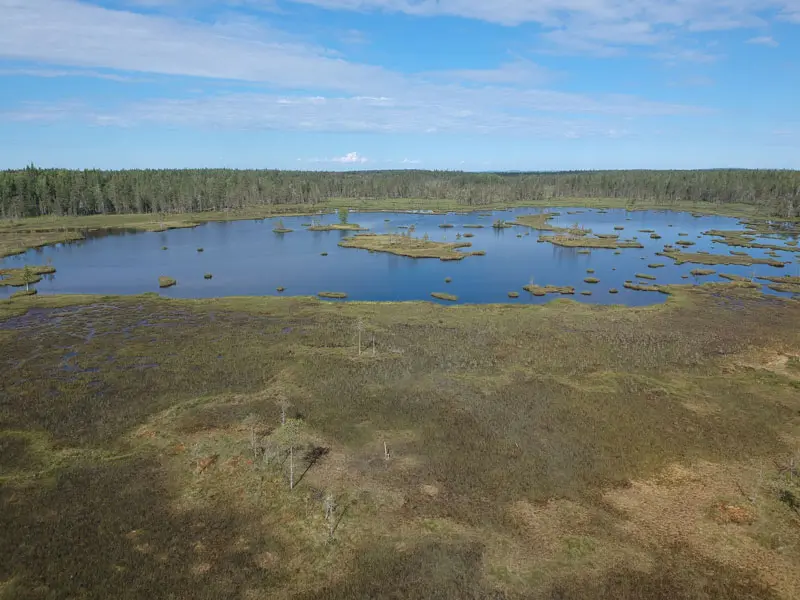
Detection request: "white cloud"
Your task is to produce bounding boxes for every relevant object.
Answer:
[746,35,779,46]
[0,0,710,137]
[332,151,368,163]
[401,158,421,164]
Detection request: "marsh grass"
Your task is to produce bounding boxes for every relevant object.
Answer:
[660,249,784,267]
[609,288,619,294]
[691,269,716,276]
[507,291,519,298]
[0,265,56,287]
[523,284,575,295]
[430,292,458,301]
[307,224,365,232]
[317,291,347,298]
[624,281,665,293]
[636,273,657,281]
[648,264,665,269]
[580,290,592,295]
[584,278,600,284]
[339,234,474,261]
[10,289,37,298]
[158,276,176,288]
[650,233,662,239]
[1,288,800,598]
[676,240,696,246]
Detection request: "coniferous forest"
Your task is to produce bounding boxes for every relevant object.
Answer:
[0,166,798,218]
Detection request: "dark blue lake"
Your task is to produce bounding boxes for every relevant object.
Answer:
[2,208,798,305]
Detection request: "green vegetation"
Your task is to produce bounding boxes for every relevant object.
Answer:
[445,277,452,283]
[470,250,486,256]
[439,223,454,229]
[523,284,575,295]
[337,208,349,225]
[609,288,619,294]
[650,233,662,239]
[430,292,458,302]
[463,233,474,238]
[691,269,716,277]
[161,246,168,250]
[586,268,595,273]
[584,277,600,284]
[639,229,655,233]
[614,226,624,230]
[197,247,204,252]
[648,263,665,269]
[507,291,519,298]
[10,288,37,298]
[204,273,213,280]
[339,234,476,261]
[705,230,800,253]
[659,249,785,268]
[317,291,347,299]
[636,273,657,280]
[756,275,800,285]
[321,252,328,256]
[580,290,592,296]
[158,276,176,288]
[0,265,55,288]
[276,287,286,292]
[1,287,799,599]
[676,240,695,246]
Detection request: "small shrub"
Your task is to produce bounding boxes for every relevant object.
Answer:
[204,273,213,280]
[197,248,204,252]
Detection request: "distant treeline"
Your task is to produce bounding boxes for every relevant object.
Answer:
[0,166,798,218]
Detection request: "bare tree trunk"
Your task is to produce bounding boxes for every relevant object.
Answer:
[289,445,294,489]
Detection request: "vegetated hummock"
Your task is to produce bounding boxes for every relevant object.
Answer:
[636,273,657,281]
[204,273,213,280]
[0,265,56,287]
[624,280,666,293]
[507,291,519,298]
[691,269,716,277]
[158,276,176,288]
[10,288,37,298]
[584,277,600,284]
[317,291,347,299]
[306,223,366,231]
[539,235,643,250]
[659,249,785,268]
[705,230,800,253]
[430,292,458,302]
[1,281,800,599]
[719,273,751,282]
[648,263,665,269]
[339,234,477,261]
[523,284,575,295]
[462,224,484,229]
[675,240,696,246]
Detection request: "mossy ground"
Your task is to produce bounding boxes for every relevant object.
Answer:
[1,287,799,598]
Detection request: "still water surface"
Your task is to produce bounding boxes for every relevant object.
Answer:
[2,208,798,305]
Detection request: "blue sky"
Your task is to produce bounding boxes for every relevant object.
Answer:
[0,0,798,170]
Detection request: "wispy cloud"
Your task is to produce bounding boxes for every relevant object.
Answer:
[746,35,779,46]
